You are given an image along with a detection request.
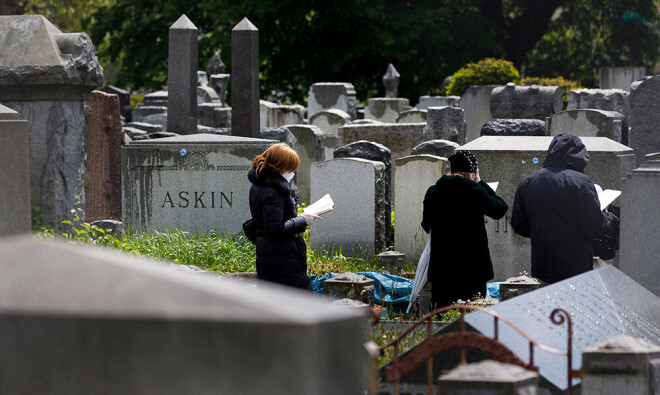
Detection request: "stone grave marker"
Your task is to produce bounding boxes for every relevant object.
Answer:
[307,82,357,119]
[260,100,304,128]
[285,125,325,204]
[498,275,545,301]
[490,83,562,120]
[417,95,460,110]
[84,91,124,222]
[122,134,276,235]
[101,85,132,122]
[567,88,630,144]
[410,139,459,157]
[481,119,546,136]
[0,104,30,236]
[0,236,366,393]
[323,272,375,306]
[365,98,410,123]
[459,85,497,142]
[382,63,400,98]
[599,67,646,90]
[438,360,539,395]
[546,109,623,142]
[393,154,447,263]
[424,106,467,144]
[396,109,427,123]
[197,85,220,104]
[231,18,260,138]
[629,75,660,166]
[0,15,103,230]
[198,103,231,128]
[339,122,426,160]
[458,136,636,279]
[167,15,198,135]
[620,160,660,297]
[310,158,388,256]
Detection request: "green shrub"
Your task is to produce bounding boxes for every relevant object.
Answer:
[446,58,520,97]
[520,76,582,105]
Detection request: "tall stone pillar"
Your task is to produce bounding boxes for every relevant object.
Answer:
[0,15,104,230]
[167,14,198,135]
[231,18,260,138]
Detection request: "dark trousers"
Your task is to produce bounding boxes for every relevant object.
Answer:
[431,281,487,310]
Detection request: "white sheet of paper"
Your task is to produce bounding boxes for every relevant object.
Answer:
[486,182,499,192]
[594,184,621,211]
[303,193,334,216]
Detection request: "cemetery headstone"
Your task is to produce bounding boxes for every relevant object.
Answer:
[125,122,162,134]
[459,85,497,142]
[382,63,400,98]
[393,155,447,263]
[123,127,146,140]
[365,98,410,123]
[231,18,260,138]
[206,50,225,75]
[567,88,630,144]
[599,67,646,91]
[0,236,366,393]
[498,275,545,301]
[0,104,30,236]
[84,91,124,222]
[438,360,539,395]
[396,109,427,123]
[490,83,562,120]
[259,127,297,150]
[122,134,277,235]
[307,82,357,119]
[546,109,623,142]
[424,106,467,144]
[323,272,375,306]
[259,100,304,128]
[310,158,388,256]
[198,103,231,128]
[167,15,198,135]
[285,125,325,204]
[132,131,179,141]
[197,71,208,86]
[480,119,546,136]
[209,74,231,106]
[417,95,460,110]
[143,90,169,106]
[90,219,123,238]
[339,122,426,160]
[458,136,636,279]
[0,15,103,230]
[628,75,660,165]
[101,85,132,122]
[197,85,220,104]
[376,251,406,273]
[308,109,350,158]
[620,160,660,297]
[410,139,459,157]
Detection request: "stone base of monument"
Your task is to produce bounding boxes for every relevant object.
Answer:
[323,273,375,306]
[438,360,539,395]
[376,251,406,274]
[499,275,546,301]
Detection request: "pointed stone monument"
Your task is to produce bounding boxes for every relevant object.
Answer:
[383,63,400,98]
[231,18,260,138]
[167,14,198,135]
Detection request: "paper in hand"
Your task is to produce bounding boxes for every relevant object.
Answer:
[594,184,621,211]
[303,193,334,216]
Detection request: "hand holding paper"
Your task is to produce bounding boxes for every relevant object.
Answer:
[594,184,621,211]
[303,193,334,216]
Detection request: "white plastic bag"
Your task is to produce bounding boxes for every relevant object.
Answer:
[406,230,431,314]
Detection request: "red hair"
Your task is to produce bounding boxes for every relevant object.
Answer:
[252,143,300,175]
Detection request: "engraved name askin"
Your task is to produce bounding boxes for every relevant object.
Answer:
[161,191,233,208]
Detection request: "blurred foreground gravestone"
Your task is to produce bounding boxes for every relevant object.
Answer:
[438,360,539,395]
[0,236,366,394]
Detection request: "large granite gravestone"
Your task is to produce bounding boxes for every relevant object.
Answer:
[309,158,388,256]
[167,15,198,135]
[546,109,623,143]
[0,15,103,229]
[599,67,646,91]
[396,109,427,124]
[84,91,124,222]
[410,139,459,157]
[260,100,304,128]
[417,95,460,110]
[481,119,546,136]
[465,266,660,392]
[393,155,447,262]
[307,83,357,119]
[424,106,467,145]
[459,85,497,142]
[458,136,636,279]
[308,109,350,159]
[0,104,30,235]
[285,125,325,204]
[122,134,276,235]
[620,160,660,297]
[231,18,260,138]
[365,98,410,123]
[339,122,426,160]
[567,89,630,144]
[490,83,562,120]
[0,236,366,394]
[629,75,660,166]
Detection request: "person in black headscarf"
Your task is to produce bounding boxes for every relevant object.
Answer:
[421,151,508,308]
[511,133,616,283]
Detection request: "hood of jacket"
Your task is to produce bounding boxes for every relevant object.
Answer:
[248,167,291,196]
[543,133,589,172]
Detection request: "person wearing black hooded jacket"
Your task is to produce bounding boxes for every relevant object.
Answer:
[511,133,614,283]
[247,143,319,290]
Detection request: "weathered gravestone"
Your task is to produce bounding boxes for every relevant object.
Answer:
[0,15,103,230]
[197,85,220,104]
[438,360,540,395]
[393,155,447,263]
[310,158,388,256]
[101,85,132,122]
[198,103,231,128]
[546,109,623,143]
[490,83,562,120]
[498,275,545,301]
[307,82,357,120]
[231,18,260,138]
[0,104,30,236]
[260,100,304,128]
[382,63,400,98]
[481,119,546,137]
[84,91,124,222]
[410,139,459,157]
[567,88,630,144]
[620,160,660,298]
[308,109,350,159]
[599,67,646,91]
[424,106,467,145]
[0,236,366,394]
[285,125,325,204]
[323,272,375,306]
[417,95,460,110]
[167,15,198,135]
[122,134,276,235]
[396,109,427,124]
[459,85,497,142]
[458,136,636,280]
[339,122,426,160]
[365,98,410,123]
[628,75,660,166]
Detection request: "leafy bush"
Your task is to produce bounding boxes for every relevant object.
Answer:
[520,76,583,105]
[446,58,520,96]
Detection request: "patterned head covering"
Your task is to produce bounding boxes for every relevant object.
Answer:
[448,150,478,173]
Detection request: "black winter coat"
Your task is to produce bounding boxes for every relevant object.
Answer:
[511,134,612,283]
[421,175,508,284]
[247,168,310,289]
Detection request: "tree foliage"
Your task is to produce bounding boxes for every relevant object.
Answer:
[446,58,520,96]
